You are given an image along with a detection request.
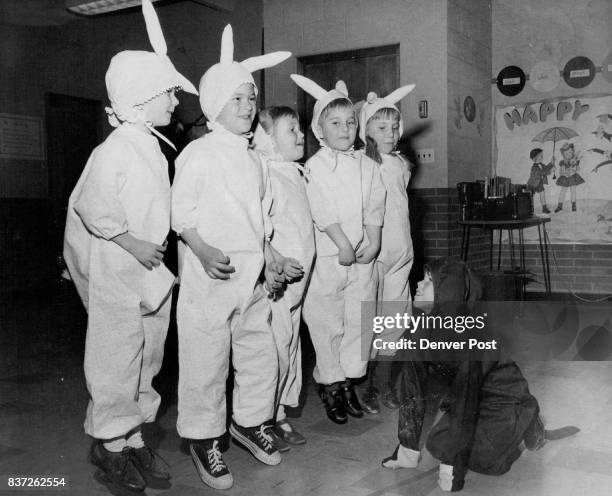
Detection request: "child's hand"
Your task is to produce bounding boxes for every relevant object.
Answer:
[265,261,284,294]
[356,244,378,264]
[195,244,235,280]
[283,257,304,282]
[130,239,167,270]
[338,245,356,266]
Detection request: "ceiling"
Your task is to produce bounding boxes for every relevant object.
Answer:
[0,0,233,27]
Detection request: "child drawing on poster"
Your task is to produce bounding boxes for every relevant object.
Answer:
[554,142,584,213]
[526,147,554,214]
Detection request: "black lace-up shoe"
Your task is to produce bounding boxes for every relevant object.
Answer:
[90,443,146,493]
[130,445,171,490]
[190,439,233,490]
[320,385,348,424]
[229,422,281,465]
[264,424,290,452]
[340,381,364,418]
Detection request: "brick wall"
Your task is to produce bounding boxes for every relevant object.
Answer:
[409,187,490,278]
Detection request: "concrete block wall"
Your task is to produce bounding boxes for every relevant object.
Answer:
[447,0,493,185]
[263,0,449,189]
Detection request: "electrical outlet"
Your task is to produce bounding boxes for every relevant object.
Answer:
[416,148,435,163]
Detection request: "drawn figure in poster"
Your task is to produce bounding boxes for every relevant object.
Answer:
[526,148,554,214]
[588,124,612,173]
[554,142,584,213]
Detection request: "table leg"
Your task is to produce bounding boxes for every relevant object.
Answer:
[497,229,502,270]
[518,228,526,300]
[461,225,470,261]
[508,229,516,270]
[489,229,493,270]
[536,223,551,295]
[542,224,552,295]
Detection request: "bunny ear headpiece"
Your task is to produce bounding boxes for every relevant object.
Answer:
[290,74,352,142]
[358,84,415,142]
[199,25,291,123]
[104,0,198,149]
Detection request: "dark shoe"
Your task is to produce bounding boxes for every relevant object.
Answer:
[554,203,563,213]
[381,388,401,410]
[130,446,171,490]
[572,202,576,212]
[524,415,546,451]
[340,381,364,418]
[190,439,233,490]
[264,423,290,452]
[542,206,550,214]
[90,443,146,493]
[275,419,306,445]
[356,385,380,414]
[320,385,348,424]
[229,422,281,465]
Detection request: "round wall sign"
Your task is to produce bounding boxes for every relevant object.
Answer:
[562,56,596,88]
[464,96,476,122]
[496,66,526,96]
[529,60,560,92]
[601,51,612,84]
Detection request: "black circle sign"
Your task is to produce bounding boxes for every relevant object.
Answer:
[496,66,526,96]
[563,56,596,88]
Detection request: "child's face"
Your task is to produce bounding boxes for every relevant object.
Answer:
[414,271,434,312]
[216,83,257,135]
[534,152,543,163]
[272,115,304,162]
[143,89,179,127]
[366,117,400,155]
[562,147,574,160]
[317,106,357,152]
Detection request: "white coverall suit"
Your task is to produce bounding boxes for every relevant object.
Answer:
[302,147,386,385]
[64,125,174,440]
[172,125,277,440]
[373,152,414,357]
[267,159,315,410]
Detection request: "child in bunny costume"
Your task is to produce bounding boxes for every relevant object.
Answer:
[63,0,197,492]
[171,25,290,490]
[356,85,416,414]
[290,75,386,425]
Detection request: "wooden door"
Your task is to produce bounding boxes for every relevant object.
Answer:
[46,93,102,257]
[297,45,399,159]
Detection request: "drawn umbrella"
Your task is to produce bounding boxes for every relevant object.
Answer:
[532,126,579,179]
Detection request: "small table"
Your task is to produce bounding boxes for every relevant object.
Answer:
[459,217,552,295]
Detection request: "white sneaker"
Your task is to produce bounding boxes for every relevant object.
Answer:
[438,463,465,492]
[381,445,420,469]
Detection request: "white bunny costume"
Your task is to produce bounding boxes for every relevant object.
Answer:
[290,75,386,385]
[358,86,416,356]
[63,0,197,440]
[172,25,290,439]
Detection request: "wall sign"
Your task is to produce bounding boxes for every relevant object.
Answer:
[496,66,526,96]
[0,113,44,161]
[601,52,612,84]
[563,56,596,89]
[529,60,560,93]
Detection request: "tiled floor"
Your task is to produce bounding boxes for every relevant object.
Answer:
[1,284,611,495]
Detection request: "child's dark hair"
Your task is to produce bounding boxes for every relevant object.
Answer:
[318,98,354,126]
[530,148,543,160]
[258,106,299,134]
[364,107,401,164]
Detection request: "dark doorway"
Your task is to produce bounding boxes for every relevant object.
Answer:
[45,93,102,258]
[297,44,399,159]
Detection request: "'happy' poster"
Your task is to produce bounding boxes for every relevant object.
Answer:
[494,94,612,244]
